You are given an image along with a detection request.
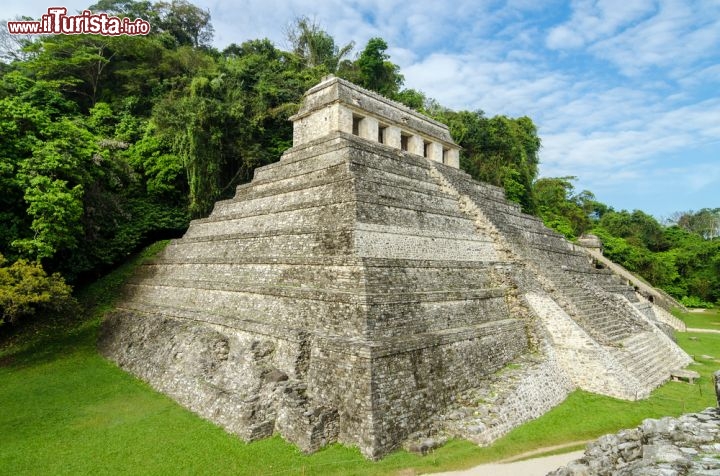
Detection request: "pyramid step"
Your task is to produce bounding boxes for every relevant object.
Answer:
[616,333,684,386]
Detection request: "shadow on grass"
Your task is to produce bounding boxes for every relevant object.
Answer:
[0,241,170,370]
[0,317,100,370]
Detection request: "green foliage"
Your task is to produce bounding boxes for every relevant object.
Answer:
[501,166,526,206]
[599,210,668,252]
[431,109,541,212]
[153,0,214,48]
[154,38,324,217]
[591,221,719,304]
[592,227,666,284]
[155,74,224,217]
[286,16,355,73]
[339,37,404,97]
[0,254,76,326]
[87,102,116,136]
[531,173,718,304]
[544,218,577,240]
[670,208,720,240]
[126,125,186,199]
[394,88,426,109]
[525,169,717,303]
[533,177,591,239]
[12,176,84,259]
[0,20,193,280]
[680,296,715,309]
[90,0,214,48]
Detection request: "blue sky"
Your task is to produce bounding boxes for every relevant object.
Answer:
[5,0,720,220]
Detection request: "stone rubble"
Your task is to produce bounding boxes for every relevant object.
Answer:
[549,407,720,476]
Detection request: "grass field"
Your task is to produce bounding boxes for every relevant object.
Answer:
[1,243,718,475]
[676,307,720,330]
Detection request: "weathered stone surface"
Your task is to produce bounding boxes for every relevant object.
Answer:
[99,77,692,459]
[550,408,720,475]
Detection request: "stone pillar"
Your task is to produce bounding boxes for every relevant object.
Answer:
[427,142,443,162]
[714,370,720,407]
[292,104,354,146]
[384,126,401,149]
[336,105,353,135]
[444,148,460,168]
[408,135,424,156]
[358,117,379,142]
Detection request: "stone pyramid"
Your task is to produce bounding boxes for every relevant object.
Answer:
[100,76,691,459]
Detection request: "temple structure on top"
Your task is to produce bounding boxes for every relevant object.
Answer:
[290,76,460,167]
[99,76,692,460]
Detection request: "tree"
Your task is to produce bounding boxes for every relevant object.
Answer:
[92,0,212,49]
[599,210,668,252]
[154,39,324,217]
[0,253,76,326]
[21,34,119,111]
[89,0,157,19]
[0,39,191,277]
[339,37,404,97]
[533,176,591,239]
[12,176,84,260]
[0,18,37,63]
[153,0,214,48]
[575,189,609,220]
[0,74,94,263]
[393,88,426,109]
[154,75,223,217]
[430,109,541,212]
[669,208,720,240]
[286,17,354,72]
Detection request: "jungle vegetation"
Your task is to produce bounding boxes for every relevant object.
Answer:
[0,0,717,329]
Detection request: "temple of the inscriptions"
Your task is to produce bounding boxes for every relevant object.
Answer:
[291,77,460,167]
[99,76,692,459]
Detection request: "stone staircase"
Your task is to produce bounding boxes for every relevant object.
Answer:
[614,331,689,391]
[541,269,644,345]
[583,246,688,312]
[430,161,691,400]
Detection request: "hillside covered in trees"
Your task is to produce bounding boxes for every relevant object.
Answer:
[0,0,717,329]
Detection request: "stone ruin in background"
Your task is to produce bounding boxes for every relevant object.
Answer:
[99,76,692,459]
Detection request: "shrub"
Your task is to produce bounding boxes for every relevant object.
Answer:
[0,254,77,326]
[679,295,715,309]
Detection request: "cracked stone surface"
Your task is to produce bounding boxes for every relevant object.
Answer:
[549,407,720,476]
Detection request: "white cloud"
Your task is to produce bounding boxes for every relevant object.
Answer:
[546,1,720,78]
[547,25,585,49]
[3,0,719,216]
[546,0,656,50]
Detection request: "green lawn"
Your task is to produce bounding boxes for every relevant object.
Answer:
[1,245,718,475]
[675,308,720,330]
